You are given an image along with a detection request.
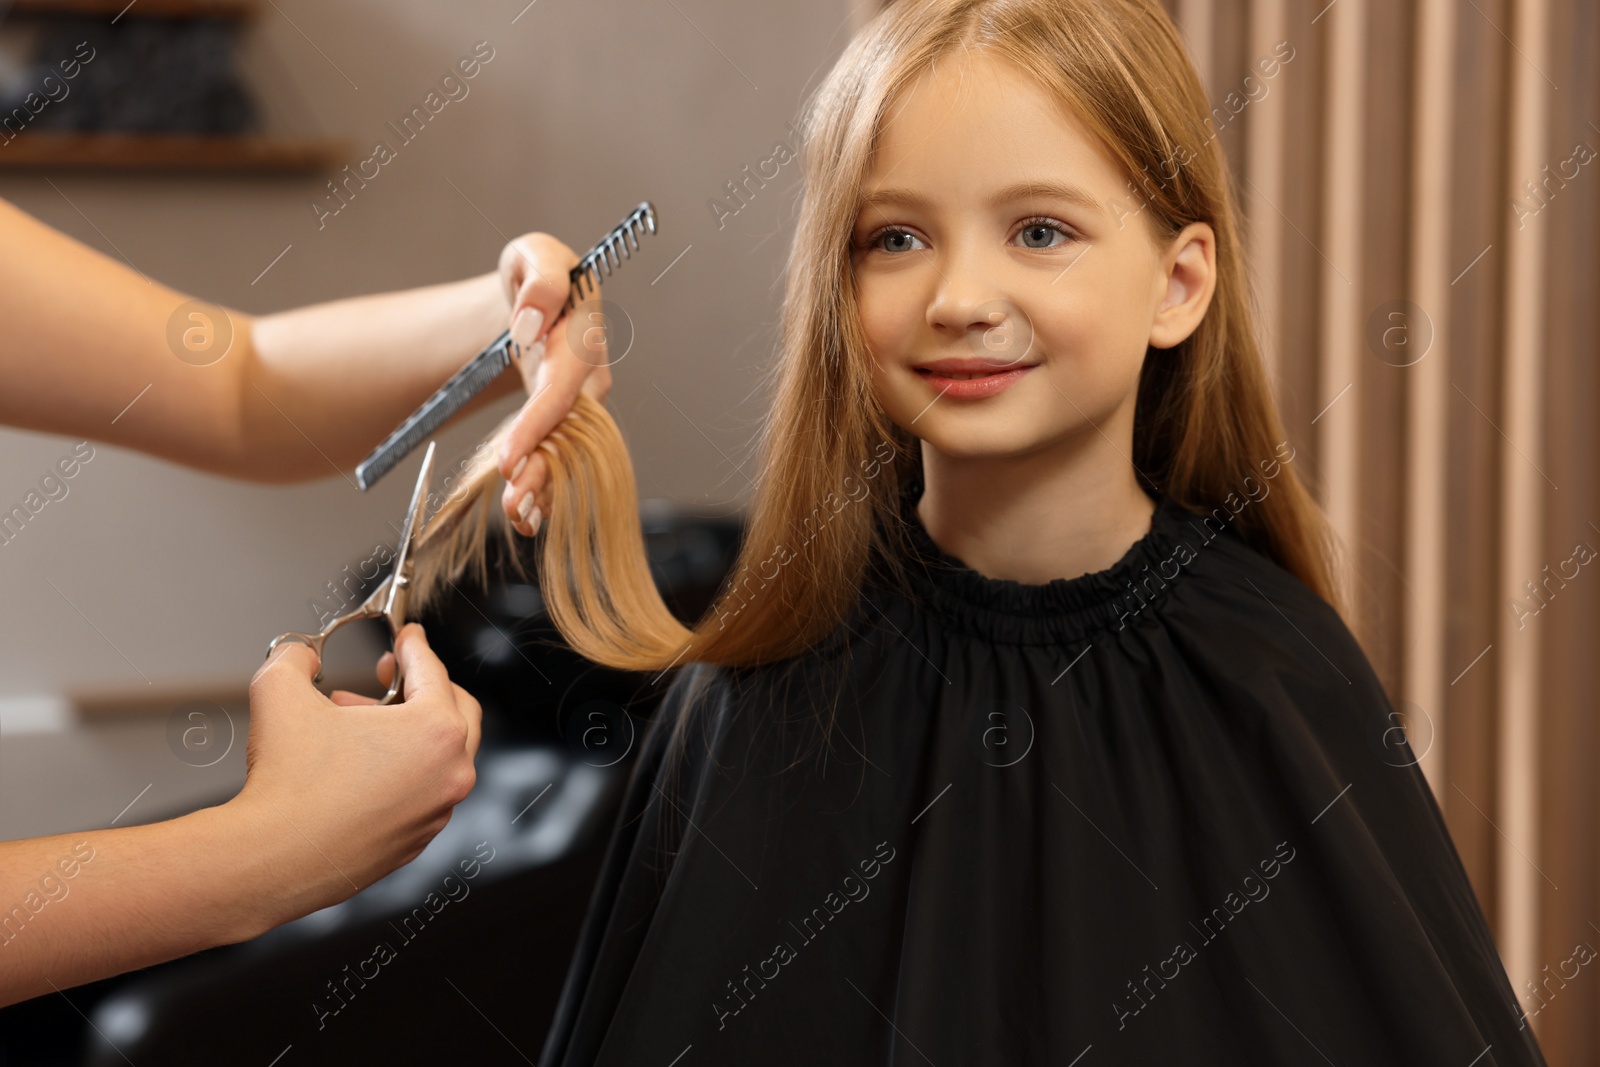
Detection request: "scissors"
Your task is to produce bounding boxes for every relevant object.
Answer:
[266,441,437,705]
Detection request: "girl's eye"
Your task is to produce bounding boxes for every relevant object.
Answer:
[859,219,1076,254]
[1015,218,1075,249]
[865,227,926,254]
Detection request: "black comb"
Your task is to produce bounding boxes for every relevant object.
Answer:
[354,201,658,490]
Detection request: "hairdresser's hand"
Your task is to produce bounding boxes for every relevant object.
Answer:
[496,232,615,537]
[229,623,481,923]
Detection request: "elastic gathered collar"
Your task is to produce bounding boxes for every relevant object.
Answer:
[885,476,1212,646]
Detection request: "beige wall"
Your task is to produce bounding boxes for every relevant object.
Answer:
[0,0,860,707]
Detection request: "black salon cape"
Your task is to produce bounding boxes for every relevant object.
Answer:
[538,481,1547,1066]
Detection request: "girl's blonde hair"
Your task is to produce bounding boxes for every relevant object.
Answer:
[411,0,1345,738]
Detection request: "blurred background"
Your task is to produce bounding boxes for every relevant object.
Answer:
[0,0,1595,1062]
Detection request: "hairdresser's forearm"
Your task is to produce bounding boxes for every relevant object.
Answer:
[236,271,519,481]
[0,196,520,481]
[0,803,312,1008]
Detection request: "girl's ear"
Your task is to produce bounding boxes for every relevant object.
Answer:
[1149,221,1217,350]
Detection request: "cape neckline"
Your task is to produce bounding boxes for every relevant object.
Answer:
[887,475,1210,645]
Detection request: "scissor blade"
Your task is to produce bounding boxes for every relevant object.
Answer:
[393,441,436,570]
[354,331,515,491]
[382,440,436,617]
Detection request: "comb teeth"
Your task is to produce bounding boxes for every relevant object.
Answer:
[567,202,657,306]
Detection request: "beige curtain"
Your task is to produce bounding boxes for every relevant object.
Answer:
[1176,0,1599,1059]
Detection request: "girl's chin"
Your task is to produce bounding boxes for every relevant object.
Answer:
[904,424,1052,462]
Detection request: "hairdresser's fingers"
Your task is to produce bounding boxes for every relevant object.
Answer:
[565,297,613,371]
[580,355,613,405]
[250,640,324,701]
[329,690,380,706]
[452,682,484,760]
[498,233,576,332]
[496,312,600,490]
[498,234,580,469]
[501,448,549,537]
[392,623,450,703]
[392,625,477,759]
[498,351,573,478]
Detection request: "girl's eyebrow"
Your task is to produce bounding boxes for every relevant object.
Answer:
[858,179,1106,217]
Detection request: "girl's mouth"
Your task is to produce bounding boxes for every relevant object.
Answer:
[914,364,1036,399]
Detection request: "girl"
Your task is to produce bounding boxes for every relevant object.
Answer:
[417,0,1547,1062]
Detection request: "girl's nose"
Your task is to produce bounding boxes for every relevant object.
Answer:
[967,299,1037,365]
[926,275,1000,334]
[928,286,1037,366]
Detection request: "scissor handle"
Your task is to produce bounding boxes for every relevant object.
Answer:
[266,608,405,706]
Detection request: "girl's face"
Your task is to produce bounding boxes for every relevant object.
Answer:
[850,49,1214,464]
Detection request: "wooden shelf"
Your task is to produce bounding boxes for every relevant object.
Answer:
[0,132,343,172]
[5,0,257,18]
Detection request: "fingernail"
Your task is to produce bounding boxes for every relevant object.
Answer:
[517,491,535,523]
[511,307,544,350]
[529,506,542,536]
[510,454,528,481]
